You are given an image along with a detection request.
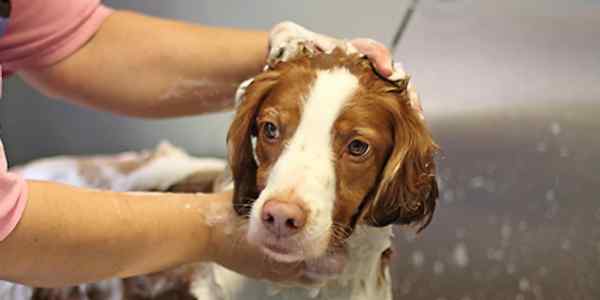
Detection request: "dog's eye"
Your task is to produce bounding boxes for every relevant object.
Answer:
[347,139,370,156]
[263,122,280,140]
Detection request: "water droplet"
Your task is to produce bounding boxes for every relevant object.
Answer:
[544,204,559,219]
[561,239,571,251]
[501,223,512,241]
[559,146,569,157]
[307,287,320,298]
[550,122,561,136]
[433,261,445,275]
[469,176,485,189]
[518,221,528,232]
[411,251,425,268]
[453,243,469,268]
[443,190,455,204]
[399,279,413,295]
[456,228,466,239]
[545,189,555,202]
[506,263,517,275]
[515,293,525,300]
[403,231,417,243]
[487,248,504,261]
[519,278,530,291]
[536,142,547,153]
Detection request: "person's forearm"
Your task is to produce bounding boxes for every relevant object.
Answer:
[20,11,268,118]
[0,180,221,287]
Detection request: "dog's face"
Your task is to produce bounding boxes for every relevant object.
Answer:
[227,50,438,262]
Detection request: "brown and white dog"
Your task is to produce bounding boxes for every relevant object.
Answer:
[211,40,438,299]
[0,28,438,300]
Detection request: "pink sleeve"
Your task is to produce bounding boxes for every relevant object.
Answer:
[0,139,27,241]
[0,0,114,76]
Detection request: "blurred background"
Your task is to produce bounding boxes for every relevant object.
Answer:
[1,0,599,299]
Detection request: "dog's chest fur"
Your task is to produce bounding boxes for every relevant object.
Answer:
[192,223,393,300]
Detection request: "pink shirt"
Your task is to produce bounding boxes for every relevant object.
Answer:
[0,0,113,241]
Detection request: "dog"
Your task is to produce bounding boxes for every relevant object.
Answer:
[1,28,438,300]
[207,40,438,300]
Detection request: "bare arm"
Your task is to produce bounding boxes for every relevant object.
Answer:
[20,11,269,118]
[0,181,214,287]
[0,181,301,287]
[19,12,398,119]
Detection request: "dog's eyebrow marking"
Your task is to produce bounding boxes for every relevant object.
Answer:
[350,127,380,140]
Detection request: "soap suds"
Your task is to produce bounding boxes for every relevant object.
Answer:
[159,78,238,112]
[160,79,219,100]
[201,200,240,236]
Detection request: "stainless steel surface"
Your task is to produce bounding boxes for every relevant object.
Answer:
[390,1,600,299]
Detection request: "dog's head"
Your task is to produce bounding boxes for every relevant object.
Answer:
[227,48,438,262]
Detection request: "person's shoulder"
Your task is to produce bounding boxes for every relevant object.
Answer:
[0,0,112,74]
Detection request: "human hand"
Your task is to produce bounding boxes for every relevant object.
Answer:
[267,22,397,77]
[267,21,423,116]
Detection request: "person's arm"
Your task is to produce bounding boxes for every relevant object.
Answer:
[0,181,302,287]
[19,11,397,119]
[20,11,267,118]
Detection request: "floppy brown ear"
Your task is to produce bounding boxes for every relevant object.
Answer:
[226,71,280,216]
[362,96,439,231]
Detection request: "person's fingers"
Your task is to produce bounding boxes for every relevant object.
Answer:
[349,38,394,77]
[348,40,424,116]
[268,22,396,79]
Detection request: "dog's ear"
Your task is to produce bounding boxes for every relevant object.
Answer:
[226,71,280,216]
[361,93,439,231]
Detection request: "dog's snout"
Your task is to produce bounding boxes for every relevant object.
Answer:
[261,200,306,238]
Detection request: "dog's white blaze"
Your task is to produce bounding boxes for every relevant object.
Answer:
[248,68,359,256]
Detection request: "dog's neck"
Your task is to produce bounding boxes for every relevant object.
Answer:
[314,225,393,300]
[267,225,394,300]
[339,225,393,287]
[196,224,394,300]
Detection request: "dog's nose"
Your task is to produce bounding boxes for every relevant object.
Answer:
[261,200,306,238]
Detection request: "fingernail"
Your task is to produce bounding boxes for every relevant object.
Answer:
[387,61,395,75]
[380,63,393,77]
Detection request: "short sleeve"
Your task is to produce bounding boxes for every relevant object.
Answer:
[0,0,114,76]
[0,139,27,241]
